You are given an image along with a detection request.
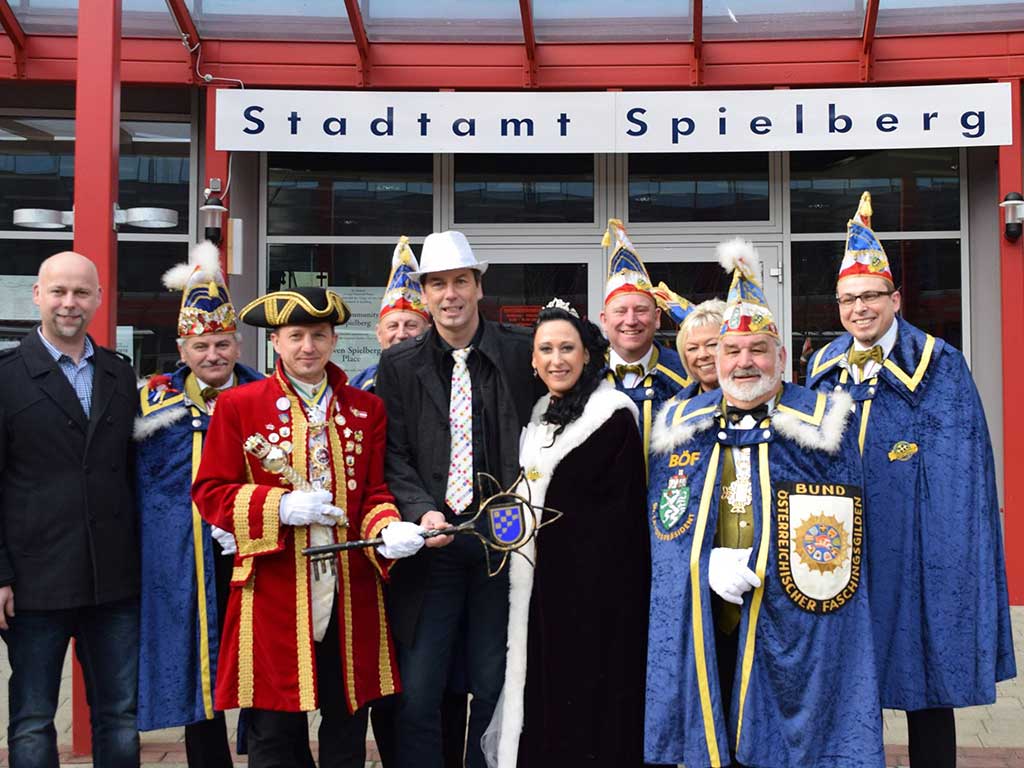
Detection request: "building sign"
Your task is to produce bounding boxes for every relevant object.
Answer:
[217,83,1011,154]
[330,285,384,375]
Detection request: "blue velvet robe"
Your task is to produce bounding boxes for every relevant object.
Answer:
[607,342,692,469]
[645,383,884,768]
[135,362,263,731]
[349,364,377,392]
[807,318,1016,710]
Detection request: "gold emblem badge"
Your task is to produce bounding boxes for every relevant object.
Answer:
[887,441,919,462]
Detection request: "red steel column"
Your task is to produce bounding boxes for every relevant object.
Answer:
[70,0,121,754]
[205,86,230,274]
[999,77,1023,603]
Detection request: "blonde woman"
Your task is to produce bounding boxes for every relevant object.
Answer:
[675,299,727,395]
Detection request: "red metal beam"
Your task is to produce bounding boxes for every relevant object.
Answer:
[860,0,880,82]
[691,0,703,87]
[342,0,371,86]
[165,0,199,48]
[71,0,122,756]
[3,31,1024,88]
[519,0,536,87]
[998,76,1024,603]
[0,0,25,77]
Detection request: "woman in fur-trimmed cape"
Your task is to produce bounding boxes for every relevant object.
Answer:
[483,302,650,768]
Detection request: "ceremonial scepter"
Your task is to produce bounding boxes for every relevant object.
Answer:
[302,471,562,577]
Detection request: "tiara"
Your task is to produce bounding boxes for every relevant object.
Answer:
[544,297,579,318]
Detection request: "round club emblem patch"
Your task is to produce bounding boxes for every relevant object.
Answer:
[796,515,847,573]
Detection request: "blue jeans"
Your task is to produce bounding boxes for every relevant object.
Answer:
[395,536,508,768]
[1,597,140,768]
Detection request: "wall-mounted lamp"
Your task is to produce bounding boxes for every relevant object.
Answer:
[1000,192,1024,242]
[12,205,179,230]
[200,179,228,246]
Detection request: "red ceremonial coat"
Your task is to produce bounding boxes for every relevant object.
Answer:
[193,361,402,713]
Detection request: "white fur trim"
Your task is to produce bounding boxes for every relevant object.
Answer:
[133,405,189,441]
[717,237,760,280]
[491,381,636,768]
[650,397,716,455]
[771,391,853,455]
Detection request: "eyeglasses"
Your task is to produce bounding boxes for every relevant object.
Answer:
[835,290,895,307]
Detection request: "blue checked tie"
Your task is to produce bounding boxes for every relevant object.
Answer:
[445,347,474,514]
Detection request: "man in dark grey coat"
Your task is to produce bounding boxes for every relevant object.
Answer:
[375,231,537,768]
[0,251,140,767]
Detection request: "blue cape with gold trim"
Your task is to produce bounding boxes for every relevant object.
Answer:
[136,362,263,730]
[807,318,1016,709]
[349,364,377,393]
[645,383,885,767]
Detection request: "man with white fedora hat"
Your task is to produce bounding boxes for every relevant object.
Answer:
[376,230,539,768]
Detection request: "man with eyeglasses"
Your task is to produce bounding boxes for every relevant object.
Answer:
[806,192,1015,768]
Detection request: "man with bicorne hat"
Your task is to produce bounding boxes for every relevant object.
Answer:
[806,192,1016,768]
[375,230,538,768]
[193,286,425,768]
[645,238,884,768]
[350,235,431,393]
[600,219,691,468]
[135,241,262,767]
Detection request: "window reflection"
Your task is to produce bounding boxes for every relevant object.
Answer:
[480,263,588,326]
[267,153,433,237]
[790,239,961,384]
[877,0,1024,36]
[629,153,770,222]
[790,149,960,233]
[532,0,691,42]
[703,0,866,40]
[362,0,523,42]
[454,154,594,224]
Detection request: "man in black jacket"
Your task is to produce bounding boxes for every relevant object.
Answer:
[376,231,537,768]
[0,251,140,767]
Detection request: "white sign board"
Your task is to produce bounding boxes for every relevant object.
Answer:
[330,286,384,376]
[217,83,1011,154]
[116,326,134,361]
[0,275,38,321]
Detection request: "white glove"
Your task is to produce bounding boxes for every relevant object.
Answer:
[376,521,427,560]
[708,547,761,605]
[210,525,237,555]
[279,490,345,527]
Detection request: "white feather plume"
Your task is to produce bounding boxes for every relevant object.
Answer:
[716,237,760,280]
[162,240,222,291]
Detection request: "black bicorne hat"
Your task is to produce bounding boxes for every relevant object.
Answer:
[239,287,351,328]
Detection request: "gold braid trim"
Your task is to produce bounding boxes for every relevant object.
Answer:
[293,525,316,711]
[238,577,255,708]
[232,485,257,549]
[363,503,398,541]
[235,487,285,557]
[376,578,396,696]
[326,412,358,712]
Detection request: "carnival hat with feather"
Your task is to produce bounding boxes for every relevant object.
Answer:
[718,238,779,339]
[838,191,893,285]
[381,235,429,320]
[162,240,238,338]
[602,218,654,305]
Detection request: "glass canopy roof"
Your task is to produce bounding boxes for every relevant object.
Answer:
[3,0,1023,42]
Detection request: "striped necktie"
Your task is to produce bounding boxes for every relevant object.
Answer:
[445,347,474,514]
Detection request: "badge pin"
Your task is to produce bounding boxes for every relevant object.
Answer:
[336,414,347,426]
[347,467,355,477]
[354,430,364,442]
[343,428,353,438]
[192,418,202,428]
[280,440,293,453]
[347,479,357,491]
[265,423,275,430]
[888,441,919,462]
[350,406,367,419]
[280,426,291,438]
[346,441,355,451]
[268,433,280,444]
[355,445,363,455]
[278,413,289,424]
[345,456,355,466]
[276,396,290,411]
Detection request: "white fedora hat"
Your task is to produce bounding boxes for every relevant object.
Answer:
[409,230,488,279]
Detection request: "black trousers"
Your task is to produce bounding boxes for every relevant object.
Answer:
[371,691,468,768]
[907,708,956,768]
[184,542,235,768]
[247,604,368,768]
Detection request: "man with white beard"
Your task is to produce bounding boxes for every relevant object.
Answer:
[644,239,884,768]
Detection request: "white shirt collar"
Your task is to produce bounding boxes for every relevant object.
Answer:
[608,345,655,376]
[851,317,898,359]
[196,374,236,392]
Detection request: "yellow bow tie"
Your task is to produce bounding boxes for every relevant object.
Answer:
[848,346,883,370]
[200,386,221,404]
[615,363,645,379]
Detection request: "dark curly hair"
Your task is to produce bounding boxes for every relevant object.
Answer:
[533,303,609,439]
